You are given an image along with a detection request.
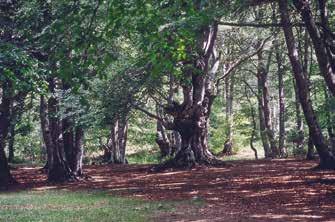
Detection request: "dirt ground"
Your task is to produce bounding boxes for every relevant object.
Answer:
[10,159,335,222]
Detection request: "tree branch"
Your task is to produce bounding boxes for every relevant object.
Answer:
[217,36,271,82]
[132,103,175,130]
[219,21,306,28]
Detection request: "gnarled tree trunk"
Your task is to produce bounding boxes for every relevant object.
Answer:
[159,23,221,168]
[40,80,75,182]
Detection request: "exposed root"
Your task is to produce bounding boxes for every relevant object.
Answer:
[151,153,226,172]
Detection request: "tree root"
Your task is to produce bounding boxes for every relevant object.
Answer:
[150,155,226,172]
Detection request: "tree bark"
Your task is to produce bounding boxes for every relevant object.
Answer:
[324,88,335,152]
[293,0,335,96]
[279,0,335,169]
[62,117,75,168]
[257,48,277,157]
[158,23,221,169]
[0,81,15,187]
[294,78,305,151]
[7,120,15,163]
[107,117,128,164]
[40,80,75,182]
[222,75,235,155]
[276,40,286,157]
[73,126,84,176]
[306,128,315,160]
[156,115,172,157]
[245,87,259,160]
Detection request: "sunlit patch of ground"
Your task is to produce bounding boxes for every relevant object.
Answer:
[9,158,335,222]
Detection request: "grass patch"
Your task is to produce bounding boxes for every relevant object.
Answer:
[0,190,175,222]
[127,150,161,164]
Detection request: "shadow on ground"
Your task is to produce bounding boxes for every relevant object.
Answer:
[9,159,335,222]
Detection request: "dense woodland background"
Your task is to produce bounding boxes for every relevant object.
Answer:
[0,0,335,186]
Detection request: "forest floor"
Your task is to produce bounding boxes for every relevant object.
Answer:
[9,158,335,222]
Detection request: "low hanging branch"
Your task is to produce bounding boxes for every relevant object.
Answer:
[132,103,175,130]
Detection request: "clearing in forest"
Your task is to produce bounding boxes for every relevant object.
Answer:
[7,158,335,222]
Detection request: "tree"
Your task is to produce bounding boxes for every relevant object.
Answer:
[279,0,335,169]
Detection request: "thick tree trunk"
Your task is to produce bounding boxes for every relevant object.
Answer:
[325,89,335,152]
[63,118,75,167]
[0,81,15,187]
[294,78,305,151]
[40,80,75,182]
[222,75,235,155]
[40,95,53,170]
[7,122,15,163]
[158,23,221,169]
[279,0,335,169]
[306,129,315,160]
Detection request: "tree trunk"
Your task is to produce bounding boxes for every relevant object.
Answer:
[324,88,335,152]
[107,117,128,164]
[279,0,335,169]
[258,87,271,158]
[62,117,75,168]
[7,122,15,163]
[159,23,221,168]
[156,106,172,157]
[294,78,305,151]
[0,81,15,187]
[72,126,84,176]
[245,87,258,160]
[222,75,235,155]
[293,0,335,96]
[257,49,277,157]
[275,39,286,157]
[40,80,75,182]
[156,73,182,158]
[306,129,315,160]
